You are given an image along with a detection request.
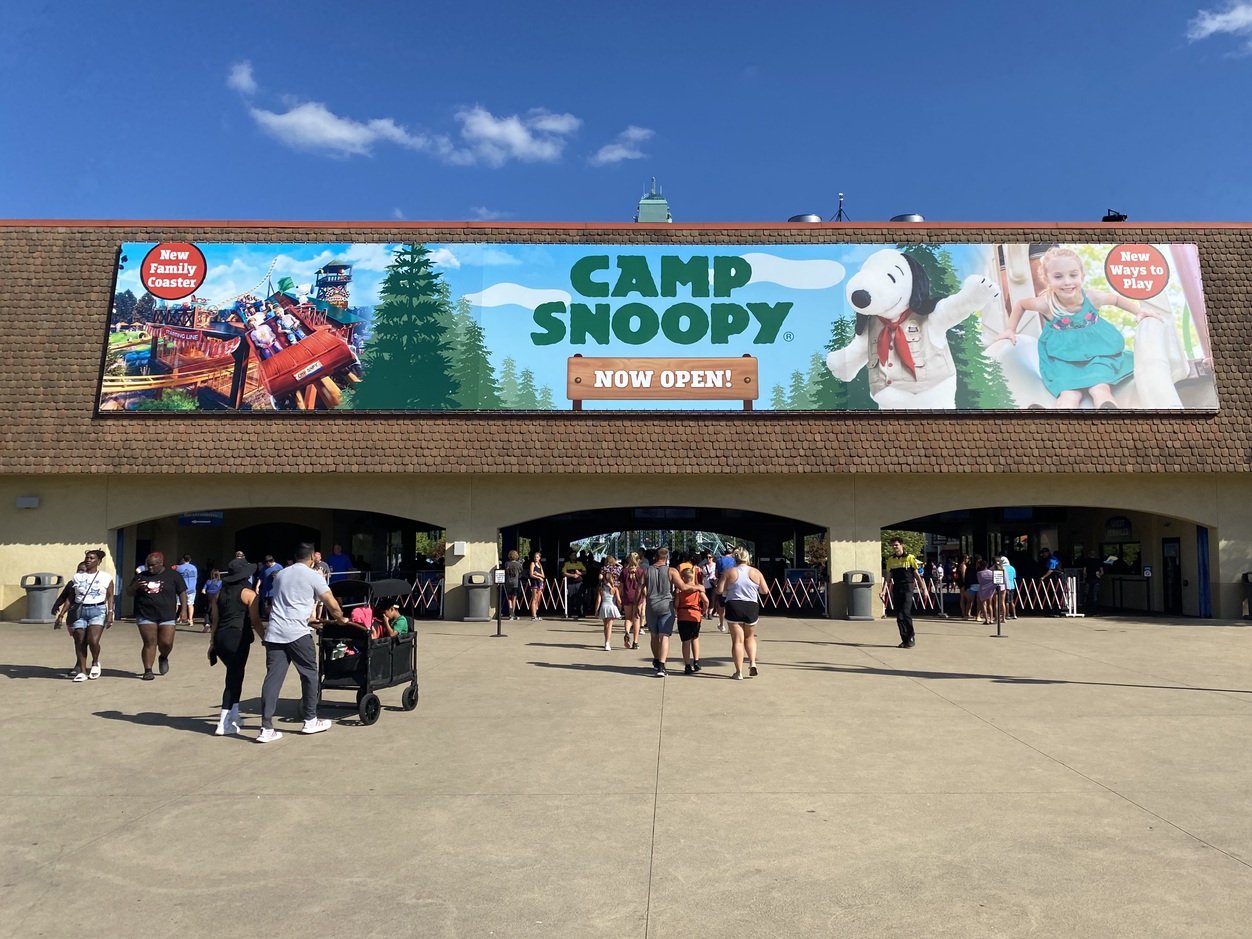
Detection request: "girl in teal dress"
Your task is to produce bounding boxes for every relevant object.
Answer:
[994,247,1163,408]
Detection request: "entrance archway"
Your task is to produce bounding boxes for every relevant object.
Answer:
[883,502,1213,618]
[115,506,448,620]
[501,504,829,617]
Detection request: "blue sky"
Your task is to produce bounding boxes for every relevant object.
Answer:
[5,1,1252,223]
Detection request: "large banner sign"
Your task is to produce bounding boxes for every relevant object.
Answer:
[99,241,1217,413]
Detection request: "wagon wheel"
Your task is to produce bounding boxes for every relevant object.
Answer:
[358,692,381,725]
[401,683,419,711]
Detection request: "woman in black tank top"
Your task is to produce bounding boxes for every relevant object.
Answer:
[209,559,261,736]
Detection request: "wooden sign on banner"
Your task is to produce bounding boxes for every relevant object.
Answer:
[567,355,759,410]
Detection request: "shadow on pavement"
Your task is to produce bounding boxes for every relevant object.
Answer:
[94,709,218,734]
[780,661,1252,694]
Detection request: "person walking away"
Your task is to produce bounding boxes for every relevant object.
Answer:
[597,571,623,651]
[126,551,188,680]
[699,552,718,620]
[714,546,736,632]
[561,551,585,619]
[975,558,997,624]
[1000,555,1019,619]
[53,549,114,681]
[201,568,223,632]
[259,555,283,619]
[717,547,770,678]
[675,567,709,674]
[642,547,683,677]
[257,542,349,743]
[883,538,923,648]
[619,552,645,650]
[208,558,261,736]
[960,554,979,620]
[173,555,198,625]
[925,555,948,617]
[503,550,524,620]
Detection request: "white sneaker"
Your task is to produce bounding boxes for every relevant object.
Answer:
[717,624,727,632]
[256,728,283,743]
[302,718,331,735]
[603,642,612,651]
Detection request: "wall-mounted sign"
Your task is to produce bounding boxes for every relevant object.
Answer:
[178,511,224,527]
[1105,516,1133,538]
[100,241,1218,414]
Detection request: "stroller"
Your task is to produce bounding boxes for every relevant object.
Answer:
[319,578,419,725]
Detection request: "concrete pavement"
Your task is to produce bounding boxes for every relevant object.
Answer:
[2,612,1250,938]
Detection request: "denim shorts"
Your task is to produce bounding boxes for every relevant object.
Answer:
[644,609,675,636]
[70,603,107,629]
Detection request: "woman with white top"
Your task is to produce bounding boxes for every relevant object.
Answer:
[716,546,770,680]
[53,549,114,681]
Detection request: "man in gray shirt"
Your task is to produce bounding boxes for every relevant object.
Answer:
[257,543,349,743]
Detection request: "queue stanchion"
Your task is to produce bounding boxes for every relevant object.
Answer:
[491,567,507,638]
[991,568,1007,637]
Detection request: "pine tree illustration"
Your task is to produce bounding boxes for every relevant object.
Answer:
[449,297,503,410]
[770,384,788,410]
[814,316,877,411]
[516,369,540,409]
[498,357,520,409]
[897,243,1014,409]
[786,369,811,410]
[536,386,555,409]
[353,243,459,410]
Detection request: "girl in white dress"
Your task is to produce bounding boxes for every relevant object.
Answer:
[597,571,623,651]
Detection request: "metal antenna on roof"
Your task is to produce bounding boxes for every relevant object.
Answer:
[831,193,850,222]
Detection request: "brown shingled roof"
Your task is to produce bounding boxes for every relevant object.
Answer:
[0,221,1247,474]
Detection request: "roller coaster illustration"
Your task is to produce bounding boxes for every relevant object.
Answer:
[101,261,363,411]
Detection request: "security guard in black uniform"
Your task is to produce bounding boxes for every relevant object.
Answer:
[884,538,924,648]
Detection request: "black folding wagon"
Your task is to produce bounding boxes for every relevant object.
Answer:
[318,579,419,725]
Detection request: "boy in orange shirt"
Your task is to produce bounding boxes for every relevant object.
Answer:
[676,568,710,675]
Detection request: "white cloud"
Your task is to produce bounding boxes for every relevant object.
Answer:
[742,253,845,290]
[470,206,511,220]
[1188,3,1252,48]
[247,101,465,159]
[589,125,654,166]
[226,61,257,95]
[392,208,405,220]
[429,245,522,270]
[465,282,571,308]
[454,106,581,167]
[341,243,399,272]
[428,248,460,269]
[242,94,580,166]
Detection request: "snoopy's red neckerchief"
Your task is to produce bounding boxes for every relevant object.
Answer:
[876,309,916,376]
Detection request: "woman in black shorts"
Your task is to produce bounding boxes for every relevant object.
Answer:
[525,551,545,620]
[716,547,770,680]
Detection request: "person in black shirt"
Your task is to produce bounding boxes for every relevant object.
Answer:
[126,551,188,681]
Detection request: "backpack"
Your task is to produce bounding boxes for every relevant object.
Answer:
[505,561,521,589]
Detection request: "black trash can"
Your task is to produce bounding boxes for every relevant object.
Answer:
[462,571,492,622]
[844,570,875,621]
[21,572,65,624]
[1243,572,1252,619]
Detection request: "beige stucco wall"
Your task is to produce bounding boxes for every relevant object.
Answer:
[1,472,1248,621]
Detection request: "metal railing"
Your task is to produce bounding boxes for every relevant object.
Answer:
[883,576,1077,614]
